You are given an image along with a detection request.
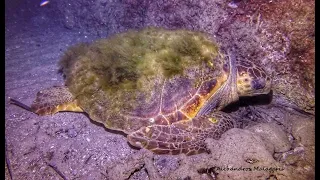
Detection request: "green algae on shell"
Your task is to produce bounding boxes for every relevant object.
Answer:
[58,27,224,132]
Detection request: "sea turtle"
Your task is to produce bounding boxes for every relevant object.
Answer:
[10,27,271,155]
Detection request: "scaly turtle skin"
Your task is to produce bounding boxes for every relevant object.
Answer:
[10,27,271,155]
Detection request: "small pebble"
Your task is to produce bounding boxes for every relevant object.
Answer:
[67,129,78,138]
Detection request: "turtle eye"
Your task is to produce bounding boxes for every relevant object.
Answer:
[223,63,229,72]
[208,117,218,123]
[252,78,266,90]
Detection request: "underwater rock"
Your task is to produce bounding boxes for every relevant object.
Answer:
[205,128,283,180]
[291,118,315,147]
[106,150,154,179]
[275,146,315,180]
[153,155,180,177]
[248,123,291,153]
[5,160,11,180]
[54,0,228,37]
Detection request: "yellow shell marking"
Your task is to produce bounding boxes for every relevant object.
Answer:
[208,117,218,124]
[55,101,83,113]
[181,73,228,118]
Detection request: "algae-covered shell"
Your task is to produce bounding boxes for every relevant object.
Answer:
[59,27,227,133]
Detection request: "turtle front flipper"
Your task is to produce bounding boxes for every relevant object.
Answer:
[10,86,83,116]
[128,112,236,155]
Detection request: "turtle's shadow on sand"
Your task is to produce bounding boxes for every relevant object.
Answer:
[83,114,141,150]
[83,114,127,136]
[222,90,273,113]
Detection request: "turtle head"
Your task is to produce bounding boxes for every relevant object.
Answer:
[235,60,271,97]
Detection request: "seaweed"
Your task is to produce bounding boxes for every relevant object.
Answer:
[59,27,219,94]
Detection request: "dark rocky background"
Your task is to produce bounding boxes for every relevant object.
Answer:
[5,0,314,179]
